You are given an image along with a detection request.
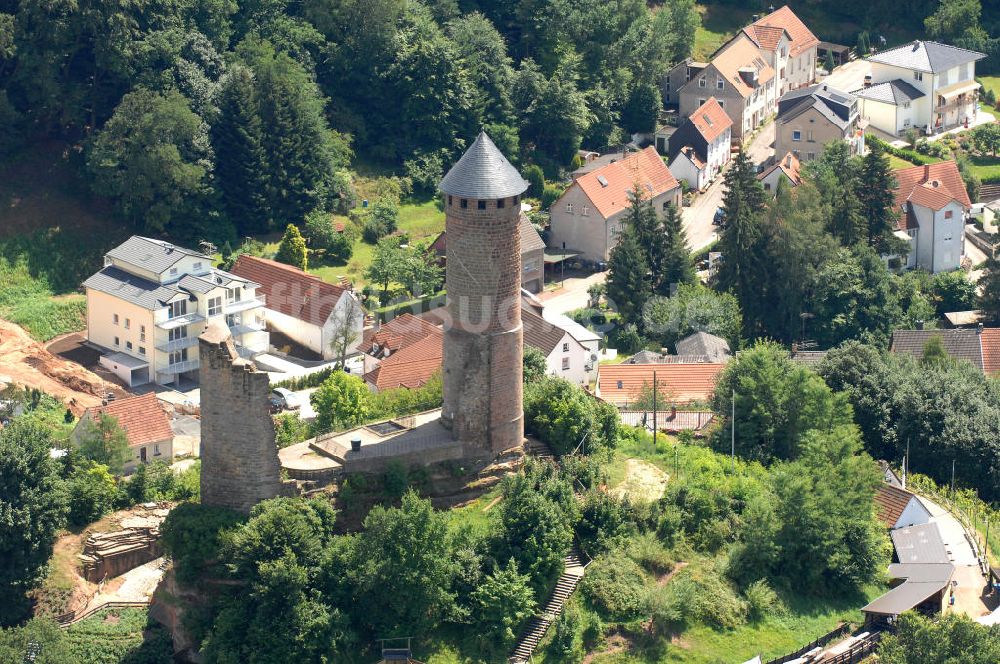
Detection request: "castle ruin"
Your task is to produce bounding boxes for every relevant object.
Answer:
[198,321,289,513]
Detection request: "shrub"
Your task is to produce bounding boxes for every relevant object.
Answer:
[548,602,585,663]
[66,463,120,527]
[579,553,649,621]
[576,491,635,557]
[626,532,674,575]
[743,578,784,622]
[541,184,563,210]
[381,459,409,499]
[274,413,310,448]
[648,561,747,630]
[160,503,244,585]
[404,150,445,195]
[523,164,545,198]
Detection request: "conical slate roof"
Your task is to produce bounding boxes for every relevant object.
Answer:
[439,131,528,199]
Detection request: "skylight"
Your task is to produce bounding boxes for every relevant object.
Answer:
[597,175,609,187]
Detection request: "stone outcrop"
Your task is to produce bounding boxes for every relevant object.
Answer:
[79,526,162,583]
[198,321,291,513]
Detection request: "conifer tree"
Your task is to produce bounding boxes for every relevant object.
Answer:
[275,224,308,270]
[659,202,695,292]
[715,150,765,331]
[858,140,899,251]
[212,65,270,236]
[606,229,650,326]
[626,184,665,284]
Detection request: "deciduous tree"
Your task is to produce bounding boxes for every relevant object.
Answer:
[310,371,371,434]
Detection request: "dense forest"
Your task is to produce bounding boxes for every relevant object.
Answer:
[3,0,995,247]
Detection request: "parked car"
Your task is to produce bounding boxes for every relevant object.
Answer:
[269,387,301,412]
[713,207,726,226]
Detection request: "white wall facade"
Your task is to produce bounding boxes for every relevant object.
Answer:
[543,332,589,386]
[894,498,933,529]
[911,200,966,273]
[669,152,707,190]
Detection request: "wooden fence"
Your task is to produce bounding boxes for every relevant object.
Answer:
[823,631,883,664]
[765,623,849,664]
[56,600,150,628]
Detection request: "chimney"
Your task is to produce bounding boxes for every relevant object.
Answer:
[350,435,362,452]
[916,320,925,330]
[978,322,984,335]
[924,164,931,180]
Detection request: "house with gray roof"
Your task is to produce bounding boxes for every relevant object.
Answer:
[853,40,985,137]
[890,326,1000,375]
[84,236,269,387]
[774,84,865,162]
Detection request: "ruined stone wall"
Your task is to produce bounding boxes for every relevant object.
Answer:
[198,326,286,513]
[441,195,524,455]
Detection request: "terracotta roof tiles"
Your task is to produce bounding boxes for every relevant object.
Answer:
[750,5,819,57]
[230,255,350,327]
[981,328,1000,375]
[690,97,733,143]
[572,146,679,220]
[875,484,917,529]
[83,393,172,449]
[597,363,724,406]
[892,162,971,230]
[359,313,442,356]
[711,36,776,97]
[363,330,443,391]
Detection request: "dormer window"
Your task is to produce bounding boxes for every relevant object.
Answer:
[169,267,178,276]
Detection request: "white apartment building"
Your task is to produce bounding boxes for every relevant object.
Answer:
[83,236,269,386]
[854,41,985,136]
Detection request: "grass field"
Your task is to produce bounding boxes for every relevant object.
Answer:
[262,198,445,287]
[65,607,173,664]
[968,153,1000,180]
[692,4,753,61]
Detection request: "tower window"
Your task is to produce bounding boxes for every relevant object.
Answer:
[460,199,468,209]
[497,198,505,208]
[477,200,486,210]
[448,195,452,206]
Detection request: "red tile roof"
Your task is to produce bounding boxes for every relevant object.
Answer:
[690,97,733,143]
[758,151,801,185]
[359,313,442,356]
[892,162,971,229]
[749,5,819,57]
[982,328,1000,375]
[83,393,172,449]
[711,35,776,97]
[874,484,917,528]
[597,363,724,406]
[231,255,349,327]
[573,146,680,220]
[678,146,706,170]
[363,329,443,391]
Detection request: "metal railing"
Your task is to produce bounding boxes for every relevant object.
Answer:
[765,623,850,664]
[224,295,266,314]
[56,600,150,628]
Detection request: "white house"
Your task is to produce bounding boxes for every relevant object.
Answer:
[854,41,985,136]
[667,97,733,190]
[523,308,590,385]
[83,236,269,387]
[875,484,933,530]
[890,161,971,273]
[230,255,363,361]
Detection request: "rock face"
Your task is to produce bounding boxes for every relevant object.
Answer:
[198,321,287,513]
[439,131,529,457]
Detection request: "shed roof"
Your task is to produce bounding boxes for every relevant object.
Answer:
[439,131,528,199]
[861,578,950,616]
[891,522,951,565]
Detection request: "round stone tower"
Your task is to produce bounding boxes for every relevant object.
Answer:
[438,132,529,457]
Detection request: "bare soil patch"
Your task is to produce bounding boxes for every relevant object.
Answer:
[611,459,669,502]
[0,319,125,415]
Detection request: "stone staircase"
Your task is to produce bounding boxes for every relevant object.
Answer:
[524,437,555,461]
[508,546,587,663]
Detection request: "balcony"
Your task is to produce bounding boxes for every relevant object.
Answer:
[155,336,199,353]
[157,312,205,330]
[162,358,200,374]
[229,322,266,336]
[224,295,266,314]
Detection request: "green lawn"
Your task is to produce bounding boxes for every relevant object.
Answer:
[967,153,1000,180]
[887,154,916,170]
[262,199,445,287]
[692,3,754,61]
[980,76,1000,99]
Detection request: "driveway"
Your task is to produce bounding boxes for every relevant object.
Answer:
[823,58,870,93]
[539,271,607,316]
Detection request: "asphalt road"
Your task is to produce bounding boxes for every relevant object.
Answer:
[682,121,776,252]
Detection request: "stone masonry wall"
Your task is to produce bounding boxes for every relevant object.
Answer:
[441,195,524,455]
[198,325,286,513]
